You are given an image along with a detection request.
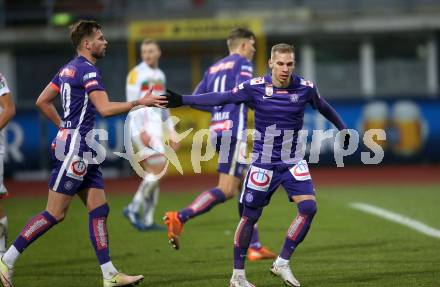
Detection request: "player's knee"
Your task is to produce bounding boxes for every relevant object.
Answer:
[297,200,317,217]
[242,205,263,223]
[218,186,238,199]
[89,203,110,217]
[46,209,66,222]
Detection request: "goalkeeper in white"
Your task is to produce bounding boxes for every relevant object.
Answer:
[124,39,179,231]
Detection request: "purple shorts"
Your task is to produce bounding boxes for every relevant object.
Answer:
[239,160,315,208]
[213,135,247,178]
[48,146,104,196]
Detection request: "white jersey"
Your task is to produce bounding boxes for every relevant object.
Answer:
[0,73,10,155]
[126,62,175,146]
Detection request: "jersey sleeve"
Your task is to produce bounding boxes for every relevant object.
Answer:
[82,66,105,94]
[0,74,10,96]
[308,84,347,130]
[235,59,253,85]
[50,70,61,92]
[126,68,140,102]
[183,80,252,106]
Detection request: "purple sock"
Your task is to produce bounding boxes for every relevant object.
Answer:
[13,211,58,253]
[238,197,261,249]
[280,200,317,260]
[233,206,262,269]
[89,204,111,265]
[178,188,226,223]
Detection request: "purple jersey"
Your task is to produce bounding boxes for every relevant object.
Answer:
[193,54,253,139]
[183,74,347,165]
[50,56,105,151]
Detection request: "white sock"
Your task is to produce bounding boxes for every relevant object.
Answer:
[144,186,159,226]
[128,182,147,213]
[275,256,289,266]
[232,268,245,277]
[141,175,159,226]
[101,261,118,279]
[2,245,19,268]
[0,216,7,254]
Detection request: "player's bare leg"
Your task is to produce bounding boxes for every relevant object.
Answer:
[78,188,144,287]
[164,173,236,250]
[270,194,316,287]
[0,190,71,287]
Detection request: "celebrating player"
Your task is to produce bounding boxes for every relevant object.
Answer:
[0,20,165,287]
[123,39,178,231]
[163,43,348,287]
[164,28,275,260]
[0,73,16,257]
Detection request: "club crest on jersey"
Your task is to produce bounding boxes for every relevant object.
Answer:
[66,155,88,180]
[246,166,273,192]
[289,160,311,181]
[264,83,273,98]
[290,94,299,103]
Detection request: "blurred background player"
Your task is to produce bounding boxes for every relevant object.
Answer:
[0,74,16,257]
[124,39,179,231]
[0,20,165,287]
[164,28,275,260]
[163,43,348,287]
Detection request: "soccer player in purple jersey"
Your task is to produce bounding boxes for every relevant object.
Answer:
[0,20,166,287]
[164,43,348,287]
[164,28,275,260]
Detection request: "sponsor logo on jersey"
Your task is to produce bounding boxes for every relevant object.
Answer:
[246,165,273,192]
[300,78,314,88]
[59,68,76,78]
[276,90,289,94]
[85,80,99,89]
[83,72,97,81]
[127,69,138,85]
[250,77,265,85]
[290,160,311,181]
[290,94,299,103]
[66,155,88,180]
[209,60,235,74]
[209,120,233,132]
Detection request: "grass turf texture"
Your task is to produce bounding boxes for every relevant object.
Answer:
[5,184,440,287]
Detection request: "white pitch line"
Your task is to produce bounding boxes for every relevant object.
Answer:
[350,202,440,239]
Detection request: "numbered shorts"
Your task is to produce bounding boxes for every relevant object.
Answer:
[239,160,315,208]
[212,135,247,178]
[48,148,104,196]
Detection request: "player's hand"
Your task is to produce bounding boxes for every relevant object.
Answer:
[162,89,183,108]
[138,88,168,108]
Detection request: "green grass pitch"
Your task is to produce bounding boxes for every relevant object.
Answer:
[5,184,440,286]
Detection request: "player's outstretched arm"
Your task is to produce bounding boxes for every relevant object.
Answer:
[163,89,246,108]
[89,90,167,117]
[0,92,16,130]
[36,83,62,128]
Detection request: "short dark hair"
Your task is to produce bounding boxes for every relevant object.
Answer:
[271,43,295,58]
[227,28,255,50]
[69,20,102,49]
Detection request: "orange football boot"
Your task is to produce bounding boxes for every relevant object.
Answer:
[163,211,184,250]
[247,246,277,261]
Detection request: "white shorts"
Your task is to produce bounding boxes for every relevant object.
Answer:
[131,133,166,165]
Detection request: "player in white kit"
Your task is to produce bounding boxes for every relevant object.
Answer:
[0,73,15,257]
[123,39,179,230]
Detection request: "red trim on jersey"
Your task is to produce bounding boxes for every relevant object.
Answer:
[50,82,60,92]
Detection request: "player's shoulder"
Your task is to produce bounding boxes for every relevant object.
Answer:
[296,75,315,89]
[249,76,265,86]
